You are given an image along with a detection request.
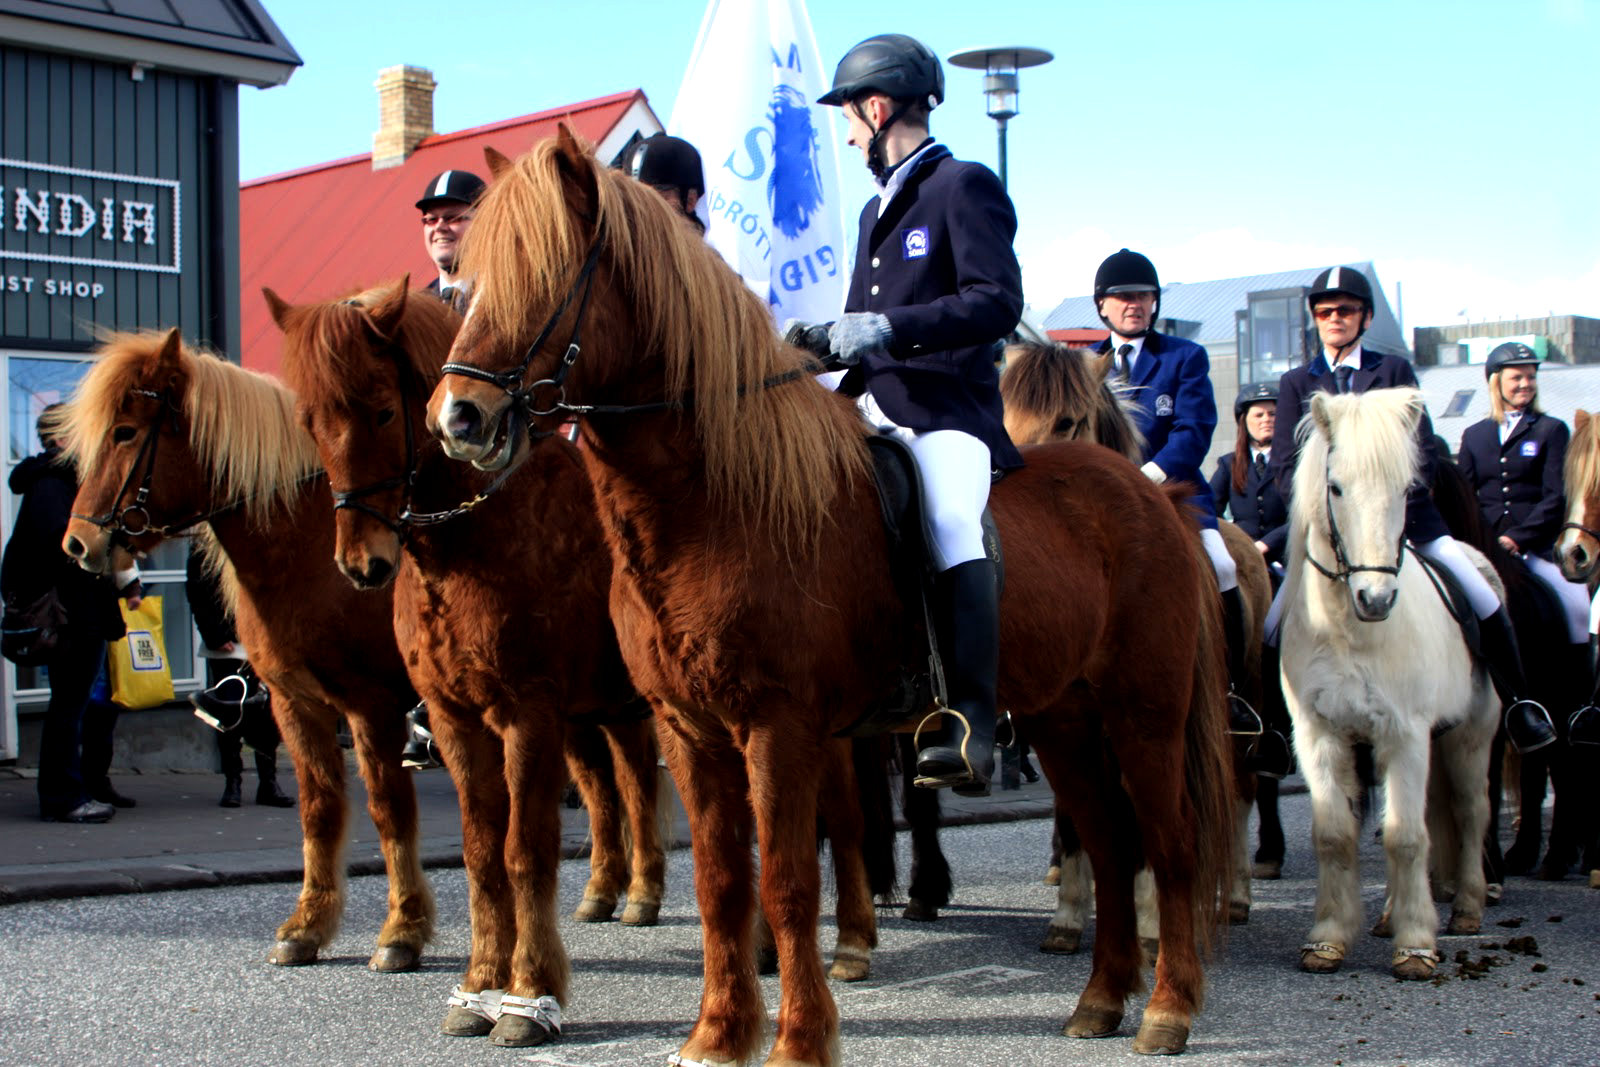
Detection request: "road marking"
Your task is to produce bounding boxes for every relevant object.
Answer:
[847,964,1046,996]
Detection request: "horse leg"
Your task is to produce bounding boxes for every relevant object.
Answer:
[1436,715,1495,937]
[1297,720,1364,973]
[1229,777,1255,923]
[748,719,837,1067]
[267,695,347,966]
[899,734,949,922]
[565,721,626,922]
[491,714,570,1048]
[819,739,876,983]
[430,707,513,1037]
[1253,775,1285,879]
[346,704,434,972]
[1540,742,1579,880]
[659,710,764,1067]
[1042,809,1088,954]
[1503,743,1545,874]
[1377,734,1439,980]
[602,716,666,926]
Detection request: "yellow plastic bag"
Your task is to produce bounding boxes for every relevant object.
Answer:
[108,595,175,710]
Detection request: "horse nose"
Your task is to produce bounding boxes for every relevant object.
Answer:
[442,396,483,444]
[1356,586,1396,619]
[63,534,87,560]
[360,556,393,589]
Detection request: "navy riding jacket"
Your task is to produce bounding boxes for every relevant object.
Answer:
[1211,452,1289,561]
[839,144,1024,470]
[1457,412,1570,557]
[1271,347,1448,544]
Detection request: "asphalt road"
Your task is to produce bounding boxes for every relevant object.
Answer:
[2,790,1596,1066]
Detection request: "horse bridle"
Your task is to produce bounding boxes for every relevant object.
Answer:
[70,387,215,539]
[1304,453,1406,584]
[1560,519,1600,544]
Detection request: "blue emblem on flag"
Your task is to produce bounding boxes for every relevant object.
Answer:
[1521,440,1539,457]
[903,227,929,259]
[767,85,823,240]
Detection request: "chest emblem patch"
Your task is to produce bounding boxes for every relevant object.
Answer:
[1521,440,1539,457]
[1155,394,1175,417]
[902,227,929,259]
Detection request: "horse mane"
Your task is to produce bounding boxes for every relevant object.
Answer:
[278,284,461,405]
[60,329,320,528]
[1290,388,1423,537]
[461,135,867,548]
[1566,409,1599,511]
[1000,341,1145,462]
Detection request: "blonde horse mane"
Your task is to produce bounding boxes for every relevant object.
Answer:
[277,282,462,403]
[1000,341,1145,462]
[60,329,321,528]
[460,133,868,549]
[1565,409,1599,509]
[1289,388,1424,539]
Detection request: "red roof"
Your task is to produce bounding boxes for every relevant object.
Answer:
[240,89,659,375]
[1047,328,1111,345]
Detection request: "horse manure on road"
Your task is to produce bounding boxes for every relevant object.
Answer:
[1495,917,1524,928]
[1503,935,1542,956]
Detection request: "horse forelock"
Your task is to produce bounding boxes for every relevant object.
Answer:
[461,136,867,550]
[1000,342,1143,462]
[1565,408,1600,515]
[280,286,459,410]
[1291,389,1422,539]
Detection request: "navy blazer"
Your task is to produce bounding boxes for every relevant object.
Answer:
[1211,452,1288,561]
[840,145,1024,470]
[1270,347,1448,544]
[1095,331,1219,525]
[1457,412,1569,556]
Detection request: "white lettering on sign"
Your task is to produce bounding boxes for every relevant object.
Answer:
[0,158,180,274]
[2,275,104,300]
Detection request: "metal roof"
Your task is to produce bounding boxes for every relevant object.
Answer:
[1041,261,1410,356]
[1417,361,1600,456]
[0,0,302,86]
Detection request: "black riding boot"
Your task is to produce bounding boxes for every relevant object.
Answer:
[1221,587,1261,736]
[254,748,295,807]
[192,663,268,732]
[1570,635,1600,747]
[1479,608,1557,754]
[1247,643,1295,779]
[915,559,1000,797]
[400,701,444,770]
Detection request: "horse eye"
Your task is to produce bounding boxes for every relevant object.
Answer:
[375,408,396,427]
[112,425,136,444]
[1329,483,1344,498]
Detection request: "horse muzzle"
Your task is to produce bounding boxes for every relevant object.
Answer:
[1556,530,1597,583]
[428,387,520,471]
[1351,580,1397,622]
[61,521,111,574]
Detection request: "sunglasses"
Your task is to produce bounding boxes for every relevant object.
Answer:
[421,212,471,227]
[1312,304,1364,321]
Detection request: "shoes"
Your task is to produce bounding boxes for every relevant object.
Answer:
[1504,698,1557,755]
[1020,756,1040,784]
[256,779,295,808]
[914,560,1000,797]
[91,784,137,808]
[43,799,115,823]
[219,776,242,808]
[400,702,444,770]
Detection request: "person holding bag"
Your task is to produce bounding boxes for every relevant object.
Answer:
[1,405,142,822]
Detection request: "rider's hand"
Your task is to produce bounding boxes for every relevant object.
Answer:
[782,319,835,361]
[1498,535,1520,554]
[828,313,892,367]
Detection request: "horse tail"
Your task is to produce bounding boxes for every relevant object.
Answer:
[854,735,899,900]
[1185,522,1238,958]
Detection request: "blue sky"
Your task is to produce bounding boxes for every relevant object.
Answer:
[239,0,1599,332]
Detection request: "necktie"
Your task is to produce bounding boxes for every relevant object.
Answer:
[1115,343,1134,382]
[1335,364,1354,394]
[1253,453,1268,480]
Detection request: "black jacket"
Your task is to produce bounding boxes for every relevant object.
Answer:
[1457,412,1569,556]
[1211,452,1289,561]
[839,144,1024,470]
[186,545,237,650]
[1,450,126,642]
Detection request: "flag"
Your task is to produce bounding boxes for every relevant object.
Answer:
[670,0,847,325]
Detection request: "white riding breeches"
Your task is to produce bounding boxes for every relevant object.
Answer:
[1522,552,1592,644]
[1201,527,1238,594]
[1413,536,1501,619]
[853,390,992,572]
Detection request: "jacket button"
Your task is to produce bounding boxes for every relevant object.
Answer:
[870,284,879,296]
[871,257,880,269]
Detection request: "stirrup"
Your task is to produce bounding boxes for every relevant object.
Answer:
[1227,690,1263,737]
[912,707,984,791]
[1569,705,1600,747]
[190,674,249,733]
[1505,698,1556,755]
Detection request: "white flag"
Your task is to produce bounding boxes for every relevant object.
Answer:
[670,0,847,324]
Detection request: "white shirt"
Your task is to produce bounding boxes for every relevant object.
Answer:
[1328,342,1364,372]
[1500,409,1524,443]
[876,141,939,217]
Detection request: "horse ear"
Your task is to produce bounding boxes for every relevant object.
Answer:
[366,278,409,339]
[484,146,512,178]
[156,327,182,369]
[553,123,599,219]
[1578,409,1591,434]
[263,287,293,331]
[1089,350,1112,384]
[1309,390,1334,441]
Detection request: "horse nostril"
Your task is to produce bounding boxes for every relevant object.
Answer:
[64,535,85,559]
[446,400,481,441]
[364,557,393,587]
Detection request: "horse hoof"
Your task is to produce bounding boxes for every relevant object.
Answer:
[1063,1004,1123,1039]
[1139,936,1160,961]
[1044,865,1062,887]
[1300,944,1344,973]
[441,1007,494,1037]
[1392,952,1438,981]
[369,944,421,973]
[573,896,618,923]
[1447,913,1482,935]
[1502,841,1538,875]
[1251,860,1282,880]
[902,898,940,922]
[490,1014,556,1048]
[1590,870,1600,890]
[1039,925,1082,955]
[828,953,871,982]
[756,945,779,976]
[1370,917,1392,939]
[268,939,318,966]
[1227,901,1250,925]
[620,900,660,926]
[1133,1017,1191,1055]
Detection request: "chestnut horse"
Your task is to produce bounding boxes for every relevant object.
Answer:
[427,130,1233,1063]
[1554,408,1600,888]
[1000,340,1269,945]
[58,329,431,971]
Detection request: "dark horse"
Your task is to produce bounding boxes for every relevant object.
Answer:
[426,129,1233,1062]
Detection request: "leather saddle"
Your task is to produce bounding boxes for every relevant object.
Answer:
[1412,546,1480,659]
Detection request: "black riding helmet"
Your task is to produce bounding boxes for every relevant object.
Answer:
[1307,265,1375,358]
[819,34,943,184]
[617,134,705,197]
[1234,381,1278,421]
[1093,248,1161,335]
[1484,341,1541,380]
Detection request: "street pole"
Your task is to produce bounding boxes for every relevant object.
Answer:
[996,115,1009,191]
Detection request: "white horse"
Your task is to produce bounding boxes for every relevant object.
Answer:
[1281,388,1499,980]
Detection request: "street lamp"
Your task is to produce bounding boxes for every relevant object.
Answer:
[947,46,1053,191]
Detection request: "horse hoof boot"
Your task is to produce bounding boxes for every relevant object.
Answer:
[441,1006,494,1037]
[573,896,618,922]
[1392,948,1439,980]
[1133,1014,1191,1056]
[1300,942,1344,973]
[1228,900,1250,925]
[268,938,318,966]
[369,944,421,972]
[490,1013,556,1048]
[902,897,940,922]
[1039,924,1082,954]
[1063,1003,1123,1039]
[828,946,871,982]
[1590,869,1600,890]
[1251,859,1283,880]
[620,899,661,926]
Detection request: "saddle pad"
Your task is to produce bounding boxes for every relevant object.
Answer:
[1411,546,1480,660]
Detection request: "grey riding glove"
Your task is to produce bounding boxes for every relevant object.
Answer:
[829,312,893,366]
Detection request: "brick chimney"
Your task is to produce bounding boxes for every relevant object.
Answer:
[372,65,436,170]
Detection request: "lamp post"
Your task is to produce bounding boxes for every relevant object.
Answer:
[947,46,1053,191]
